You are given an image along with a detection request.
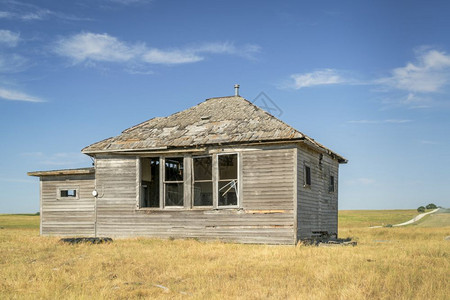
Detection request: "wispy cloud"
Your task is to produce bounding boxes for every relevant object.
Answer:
[0,2,90,22]
[0,87,43,102]
[348,119,412,124]
[282,48,450,109]
[0,11,13,19]
[282,69,356,89]
[0,53,28,73]
[377,49,450,93]
[54,32,260,67]
[142,42,259,64]
[55,32,142,64]
[0,29,20,47]
[0,30,26,73]
[142,48,202,64]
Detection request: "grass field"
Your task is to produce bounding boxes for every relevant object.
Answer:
[413,208,450,228]
[0,210,449,299]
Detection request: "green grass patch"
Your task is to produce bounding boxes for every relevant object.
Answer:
[0,214,40,229]
[338,209,419,228]
[412,210,450,228]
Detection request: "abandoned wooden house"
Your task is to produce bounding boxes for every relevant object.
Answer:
[28,88,347,244]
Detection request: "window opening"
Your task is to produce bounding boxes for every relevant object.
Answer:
[305,165,311,186]
[164,157,184,206]
[329,175,335,193]
[218,154,238,206]
[60,189,77,198]
[141,157,160,208]
[193,156,213,206]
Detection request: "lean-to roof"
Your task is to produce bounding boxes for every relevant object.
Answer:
[28,167,95,177]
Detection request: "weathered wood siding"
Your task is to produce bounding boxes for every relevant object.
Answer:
[297,144,339,239]
[94,147,296,244]
[241,148,296,243]
[41,174,95,236]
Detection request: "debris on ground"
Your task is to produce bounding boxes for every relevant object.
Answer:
[59,237,113,244]
[301,232,357,246]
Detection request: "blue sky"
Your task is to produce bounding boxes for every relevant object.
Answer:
[1,0,449,213]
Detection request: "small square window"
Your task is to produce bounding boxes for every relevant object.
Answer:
[59,188,78,199]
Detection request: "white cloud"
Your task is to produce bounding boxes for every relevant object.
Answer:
[142,42,259,65]
[0,2,89,22]
[142,48,203,64]
[191,42,261,59]
[377,49,450,93]
[282,49,450,110]
[55,32,260,66]
[55,32,142,63]
[287,69,349,89]
[0,9,50,21]
[0,30,20,47]
[348,119,411,124]
[0,87,43,102]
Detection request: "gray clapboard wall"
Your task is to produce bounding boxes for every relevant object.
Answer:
[297,144,339,239]
[40,174,95,236]
[94,146,296,244]
[35,142,339,244]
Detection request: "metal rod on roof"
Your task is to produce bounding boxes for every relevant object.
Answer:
[234,84,240,96]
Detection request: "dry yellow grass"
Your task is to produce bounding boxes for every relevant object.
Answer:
[0,211,449,299]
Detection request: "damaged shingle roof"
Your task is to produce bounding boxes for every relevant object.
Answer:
[82,96,346,162]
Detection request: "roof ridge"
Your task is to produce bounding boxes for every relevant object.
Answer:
[122,116,161,133]
[205,95,243,101]
[240,97,305,138]
[122,96,244,134]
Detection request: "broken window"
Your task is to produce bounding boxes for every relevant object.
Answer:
[218,154,238,206]
[164,157,184,207]
[329,175,335,193]
[304,165,311,187]
[141,157,160,208]
[193,156,213,206]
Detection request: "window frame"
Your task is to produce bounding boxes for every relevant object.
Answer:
[217,152,240,208]
[304,163,311,188]
[137,153,241,210]
[139,157,161,209]
[329,174,335,193]
[57,187,79,200]
[162,156,185,208]
[192,155,214,208]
